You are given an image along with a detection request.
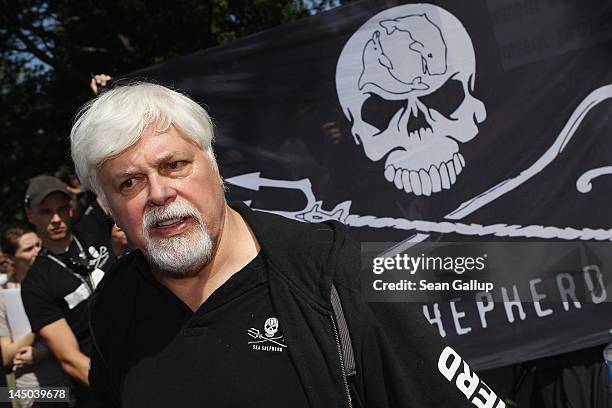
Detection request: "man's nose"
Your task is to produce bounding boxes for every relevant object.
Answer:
[147,175,177,207]
[50,213,62,223]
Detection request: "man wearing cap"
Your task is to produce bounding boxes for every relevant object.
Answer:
[21,175,115,407]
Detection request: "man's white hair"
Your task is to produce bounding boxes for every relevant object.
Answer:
[70,82,215,198]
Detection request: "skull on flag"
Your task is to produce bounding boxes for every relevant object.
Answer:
[336,4,486,196]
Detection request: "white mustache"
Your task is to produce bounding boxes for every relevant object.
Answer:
[143,201,203,233]
[141,201,213,277]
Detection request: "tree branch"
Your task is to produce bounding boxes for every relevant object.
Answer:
[0,7,55,67]
[22,103,54,119]
[116,33,135,53]
[3,46,29,53]
[0,11,83,81]
[10,26,55,66]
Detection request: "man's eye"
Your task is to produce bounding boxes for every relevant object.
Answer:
[167,161,184,170]
[120,179,134,190]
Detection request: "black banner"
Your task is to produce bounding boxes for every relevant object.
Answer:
[127,0,612,369]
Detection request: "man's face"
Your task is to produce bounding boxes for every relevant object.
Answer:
[12,232,41,270]
[26,193,72,243]
[98,125,225,276]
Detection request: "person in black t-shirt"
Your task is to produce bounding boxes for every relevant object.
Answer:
[22,175,115,407]
[74,190,130,258]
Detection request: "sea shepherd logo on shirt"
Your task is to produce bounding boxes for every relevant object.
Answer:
[63,245,109,310]
[247,317,287,352]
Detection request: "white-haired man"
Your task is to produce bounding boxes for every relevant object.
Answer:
[71,83,503,408]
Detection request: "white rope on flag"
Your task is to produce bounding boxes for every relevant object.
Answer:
[345,214,612,240]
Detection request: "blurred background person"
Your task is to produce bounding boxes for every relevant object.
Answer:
[0,224,67,407]
[1,224,40,288]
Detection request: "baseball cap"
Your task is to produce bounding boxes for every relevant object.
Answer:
[24,175,72,207]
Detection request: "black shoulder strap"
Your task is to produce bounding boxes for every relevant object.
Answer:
[330,284,356,377]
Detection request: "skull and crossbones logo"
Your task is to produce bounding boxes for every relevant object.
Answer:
[336,3,486,196]
[248,317,287,348]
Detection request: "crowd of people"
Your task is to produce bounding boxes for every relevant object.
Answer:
[0,173,129,407]
[0,75,120,407]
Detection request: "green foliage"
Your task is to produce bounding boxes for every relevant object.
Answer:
[0,0,344,227]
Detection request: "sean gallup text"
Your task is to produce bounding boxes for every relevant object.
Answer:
[373,279,494,292]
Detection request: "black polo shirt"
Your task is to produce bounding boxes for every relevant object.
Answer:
[121,252,310,407]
